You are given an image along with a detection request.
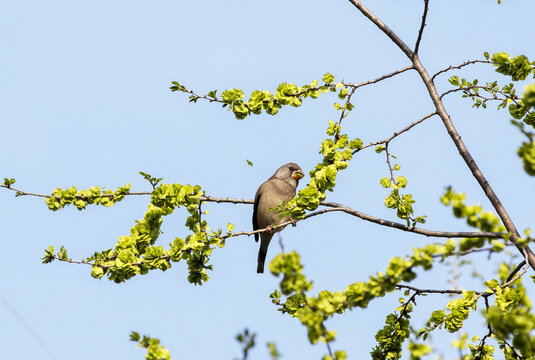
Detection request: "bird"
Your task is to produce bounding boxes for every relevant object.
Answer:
[252,163,304,273]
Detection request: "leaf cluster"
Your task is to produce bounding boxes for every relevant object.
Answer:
[274,122,362,220]
[130,332,171,360]
[449,52,535,129]
[43,179,237,285]
[170,73,350,120]
[441,187,509,251]
[267,240,456,358]
[45,183,131,211]
[378,155,426,227]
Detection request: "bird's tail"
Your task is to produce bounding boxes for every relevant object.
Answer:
[257,248,266,273]
[257,236,271,274]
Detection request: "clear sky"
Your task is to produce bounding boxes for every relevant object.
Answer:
[1,1,534,359]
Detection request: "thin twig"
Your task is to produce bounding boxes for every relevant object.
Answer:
[336,86,356,132]
[51,257,112,269]
[475,299,493,360]
[344,65,414,89]
[357,112,437,153]
[501,258,529,288]
[440,84,525,110]
[395,284,477,296]
[501,338,524,359]
[321,324,334,359]
[431,59,492,82]
[506,260,527,283]
[431,244,514,259]
[396,261,529,299]
[384,144,396,184]
[414,0,429,55]
[396,291,418,322]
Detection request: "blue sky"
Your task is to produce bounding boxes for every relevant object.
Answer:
[1,1,534,359]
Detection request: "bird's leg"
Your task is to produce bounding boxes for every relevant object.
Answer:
[265,225,273,233]
[290,218,297,227]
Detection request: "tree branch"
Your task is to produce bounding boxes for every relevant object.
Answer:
[506,260,527,283]
[396,284,476,296]
[411,53,535,270]
[1,185,505,240]
[357,111,438,153]
[414,0,429,55]
[346,0,535,270]
[319,201,503,239]
[432,244,514,259]
[431,59,492,82]
[344,65,414,90]
[397,260,529,298]
[347,0,414,59]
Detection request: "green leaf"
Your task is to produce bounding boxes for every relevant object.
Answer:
[322,73,335,83]
[380,177,391,188]
[3,178,15,187]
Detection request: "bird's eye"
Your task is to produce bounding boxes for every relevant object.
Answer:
[289,166,295,171]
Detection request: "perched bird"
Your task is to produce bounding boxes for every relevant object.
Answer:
[253,163,304,273]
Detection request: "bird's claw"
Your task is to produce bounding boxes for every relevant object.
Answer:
[266,225,273,233]
[290,218,297,227]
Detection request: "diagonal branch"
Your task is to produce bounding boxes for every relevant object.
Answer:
[319,201,503,239]
[411,53,535,269]
[347,0,414,59]
[414,0,429,55]
[346,0,535,270]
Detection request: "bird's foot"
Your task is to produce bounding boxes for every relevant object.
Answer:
[265,225,273,233]
[290,218,297,227]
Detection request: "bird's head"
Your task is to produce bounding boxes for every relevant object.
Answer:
[273,163,304,186]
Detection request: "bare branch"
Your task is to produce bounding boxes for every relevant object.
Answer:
[319,201,503,239]
[396,284,477,295]
[357,111,438,152]
[431,59,492,82]
[432,244,514,259]
[344,65,414,90]
[347,0,414,59]
[49,256,112,269]
[439,87,464,100]
[414,0,429,55]
[200,195,253,205]
[503,250,530,286]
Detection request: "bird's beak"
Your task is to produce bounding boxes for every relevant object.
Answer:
[292,169,305,180]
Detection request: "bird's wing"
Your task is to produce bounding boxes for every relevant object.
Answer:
[253,191,261,242]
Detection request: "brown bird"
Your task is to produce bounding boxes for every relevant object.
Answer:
[253,163,304,273]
